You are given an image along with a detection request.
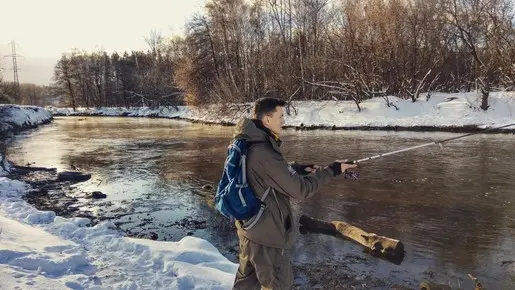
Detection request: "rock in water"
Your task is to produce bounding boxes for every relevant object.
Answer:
[57,171,91,182]
[148,232,158,240]
[91,191,107,199]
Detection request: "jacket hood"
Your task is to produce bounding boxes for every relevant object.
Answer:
[234,118,281,143]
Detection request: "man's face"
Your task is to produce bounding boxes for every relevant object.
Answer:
[263,106,285,136]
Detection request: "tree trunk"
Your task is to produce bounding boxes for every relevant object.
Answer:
[481,89,489,111]
[299,215,404,264]
[299,33,306,97]
[351,95,362,112]
[480,80,490,110]
[66,79,76,111]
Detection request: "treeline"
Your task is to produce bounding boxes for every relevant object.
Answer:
[54,0,515,111]
[0,61,61,106]
[0,79,62,107]
[0,72,15,104]
[11,84,59,106]
[53,32,183,110]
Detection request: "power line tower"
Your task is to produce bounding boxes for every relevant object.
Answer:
[4,40,22,101]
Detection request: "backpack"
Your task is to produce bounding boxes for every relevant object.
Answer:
[215,138,270,223]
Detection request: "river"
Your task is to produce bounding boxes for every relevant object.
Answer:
[8,117,515,289]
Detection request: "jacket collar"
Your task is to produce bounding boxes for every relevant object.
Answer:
[252,119,282,147]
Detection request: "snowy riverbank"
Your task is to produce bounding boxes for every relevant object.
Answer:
[0,104,238,289]
[47,92,515,132]
[1,105,53,176]
[0,105,52,135]
[0,178,238,289]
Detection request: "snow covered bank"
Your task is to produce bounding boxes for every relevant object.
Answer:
[0,104,238,288]
[0,105,52,134]
[0,156,13,177]
[0,177,238,289]
[0,105,53,176]
[47,92,515,131]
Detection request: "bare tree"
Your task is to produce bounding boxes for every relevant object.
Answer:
[443,0,510,110]
[54,54,77,110]
[47,0,515,110]
[0,62,14,104]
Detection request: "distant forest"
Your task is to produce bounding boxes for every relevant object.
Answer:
[2,0,514,111]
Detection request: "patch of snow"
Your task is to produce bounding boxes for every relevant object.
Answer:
[0,105,53,176]
[46,92,515,130]
[0,155,13,177]
[0,176,238,289]
[0,105,52,133]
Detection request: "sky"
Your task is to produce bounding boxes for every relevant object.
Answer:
[0,0,206,85]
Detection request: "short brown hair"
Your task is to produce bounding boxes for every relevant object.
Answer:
[253,97,286,120]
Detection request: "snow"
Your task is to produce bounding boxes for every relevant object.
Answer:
[0,105,53,177]
[0,103,239,289]
[0,157,13,177]
[2,91,514,289]
[0,105,52,133]
[47,92,515,130]
[0,176,238,289]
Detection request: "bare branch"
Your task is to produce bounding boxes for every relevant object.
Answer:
[285,86,301,116]
[304,79,361,112]
[383,94,399,111]
[426,73,441,101]
[414,69,432,101]
[303,79,348,92]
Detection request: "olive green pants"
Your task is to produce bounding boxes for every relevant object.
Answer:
[233,234,294,290]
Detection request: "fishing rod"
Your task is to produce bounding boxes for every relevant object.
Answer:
[349,122,515,164]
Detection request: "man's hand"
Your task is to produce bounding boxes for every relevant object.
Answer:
[305,160,359,177]
[304,165,321,173]
[335,160,358,173]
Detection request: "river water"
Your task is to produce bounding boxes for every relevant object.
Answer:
[8,117,515,289]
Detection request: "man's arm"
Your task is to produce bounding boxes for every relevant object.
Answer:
[288,161,316,175]
[258,152,340,201]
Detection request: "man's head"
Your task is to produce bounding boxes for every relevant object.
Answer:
[253,97,286,136]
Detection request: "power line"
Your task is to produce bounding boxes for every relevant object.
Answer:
[3,40,23,100]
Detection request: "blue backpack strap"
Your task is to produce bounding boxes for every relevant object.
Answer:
[243,187,271,230]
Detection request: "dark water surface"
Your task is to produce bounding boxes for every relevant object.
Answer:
[9,117,515,289]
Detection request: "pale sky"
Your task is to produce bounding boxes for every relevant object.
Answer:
[0,0,206,85]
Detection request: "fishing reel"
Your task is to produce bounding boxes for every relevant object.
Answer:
[344,170,360,180]
[343,160,360,180]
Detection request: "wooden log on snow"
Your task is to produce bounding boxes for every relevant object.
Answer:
[299,215,405,264]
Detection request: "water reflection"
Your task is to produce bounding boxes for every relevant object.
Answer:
[8,117,515,288]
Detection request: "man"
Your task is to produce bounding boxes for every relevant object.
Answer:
[232,97,358,289]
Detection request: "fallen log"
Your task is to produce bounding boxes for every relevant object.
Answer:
[14,165,57,172]
[299,215,404,264]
